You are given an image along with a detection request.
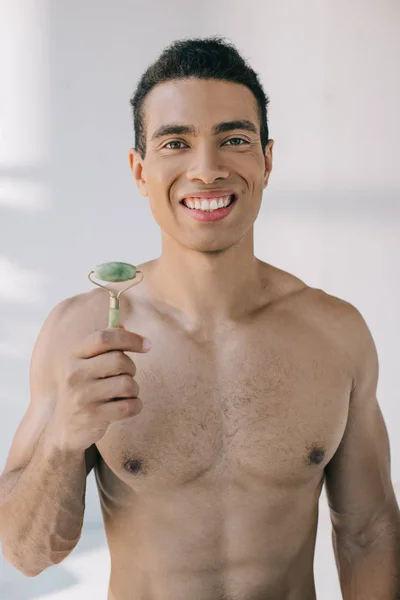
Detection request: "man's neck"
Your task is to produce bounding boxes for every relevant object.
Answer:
[143,230,269,330]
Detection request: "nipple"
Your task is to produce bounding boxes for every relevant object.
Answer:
[307,446,325,466]
[123,458,144,474]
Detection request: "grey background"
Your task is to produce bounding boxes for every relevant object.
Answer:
[0,0,399,598]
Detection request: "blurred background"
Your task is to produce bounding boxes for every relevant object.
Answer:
[0,0,399,598]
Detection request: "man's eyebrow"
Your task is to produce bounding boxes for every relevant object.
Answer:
[150,120,258,142]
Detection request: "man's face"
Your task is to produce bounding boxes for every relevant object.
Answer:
[130,78,273,253]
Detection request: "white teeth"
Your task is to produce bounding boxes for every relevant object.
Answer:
[183,194,233,211]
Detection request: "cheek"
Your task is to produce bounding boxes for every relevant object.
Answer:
[146,164,181,204]
[230,152,265,179]
[150,156,181,180]
[146,172,176,223]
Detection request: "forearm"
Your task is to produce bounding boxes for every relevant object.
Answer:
[333,525,400,599]
[0,425,87,576]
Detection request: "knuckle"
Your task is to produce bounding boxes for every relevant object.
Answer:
[113,351,127,373]
[74,389,89,409]
[65,360,81,385]
[130,397,142,414]
[130,360,137,378]
[120,374,135,396]
[131,380,139,398]
[121,398,141,417]
[98,329,112,349]
[118,400,131,415]
[84,402,97,419]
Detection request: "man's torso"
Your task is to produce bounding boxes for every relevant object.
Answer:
[66,262,353,600]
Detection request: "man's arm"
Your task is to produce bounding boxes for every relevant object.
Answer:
[0,297,97,576]
[324,305,400,599]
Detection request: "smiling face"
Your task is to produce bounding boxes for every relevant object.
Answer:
[129,78,273,253]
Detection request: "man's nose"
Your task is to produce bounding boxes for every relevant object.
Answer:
[186,147,230,183]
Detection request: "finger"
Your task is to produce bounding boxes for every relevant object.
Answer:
[86,373,140,404]
[82,350,137,380]
[75,328,151,359]
[98,397,143,421]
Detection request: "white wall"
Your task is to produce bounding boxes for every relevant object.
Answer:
[0,1,399,598]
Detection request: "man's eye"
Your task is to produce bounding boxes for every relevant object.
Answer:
[224,137,248,146]
[163,137,248,150]
[163,140,186,149]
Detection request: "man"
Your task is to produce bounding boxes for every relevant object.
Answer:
[0,36,399,600]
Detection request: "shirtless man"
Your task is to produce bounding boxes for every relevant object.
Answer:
[0,36,399,600]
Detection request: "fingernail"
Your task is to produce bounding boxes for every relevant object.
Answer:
[142,338,152,351]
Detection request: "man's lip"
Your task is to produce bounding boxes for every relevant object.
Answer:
[180,189,236,201]
[180,195,237,221]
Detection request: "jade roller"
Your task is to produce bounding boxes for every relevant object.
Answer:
[88,262,143,328]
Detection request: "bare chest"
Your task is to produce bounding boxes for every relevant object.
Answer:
[95,313,351,493]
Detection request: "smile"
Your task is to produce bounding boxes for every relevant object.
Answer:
[180,194,237,222]
[182,194,234,212]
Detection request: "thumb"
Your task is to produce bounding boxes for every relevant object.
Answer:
[119,323,126,330]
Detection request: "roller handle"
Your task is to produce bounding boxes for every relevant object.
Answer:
[108,296,120,328]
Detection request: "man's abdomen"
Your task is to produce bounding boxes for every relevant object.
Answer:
[102,472,322,600]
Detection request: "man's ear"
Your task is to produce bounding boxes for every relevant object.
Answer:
[263,139,274,188]
[129,148,148,197]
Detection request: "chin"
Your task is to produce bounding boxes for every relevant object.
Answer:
[183,234,242,254]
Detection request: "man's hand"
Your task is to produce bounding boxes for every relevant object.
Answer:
[47,325,152,452]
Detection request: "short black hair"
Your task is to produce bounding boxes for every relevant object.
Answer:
[130,36,270,159]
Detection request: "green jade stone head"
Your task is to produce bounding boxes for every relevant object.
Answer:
[94,262,137,282]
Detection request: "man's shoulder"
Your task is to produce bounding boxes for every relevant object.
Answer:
[43,288,107,356]
[262,262,360,322]
[51,288,105,325]
[315,291,377,381]
[289,284,374,382]
[288,282,365,339]
[300,286,366,332]
[263,263,367,349]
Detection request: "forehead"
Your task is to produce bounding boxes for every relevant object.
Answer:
[143,79,260,137]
